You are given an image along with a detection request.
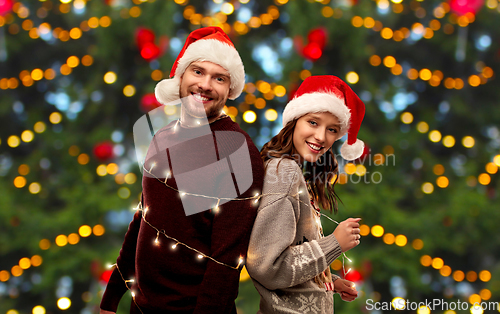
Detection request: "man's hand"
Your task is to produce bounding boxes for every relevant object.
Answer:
[100,310,115,314]
[334,279,358,302]
[333,218,361,252]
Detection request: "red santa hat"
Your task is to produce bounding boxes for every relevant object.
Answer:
[155,26,245,104]
[282,75,366,160]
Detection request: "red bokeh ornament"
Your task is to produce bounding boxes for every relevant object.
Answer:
[307,28,327,50]
[100,269,113,283]
[344,269,363,282]
[449,0,484,15]
[303,42,323,61]
[140,93,162,113]
[0,0,13,16]
[135,27,168,61]
[93,141,114,161]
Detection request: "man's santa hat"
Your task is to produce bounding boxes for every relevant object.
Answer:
[155,27,245,105]
[282,75,366,160]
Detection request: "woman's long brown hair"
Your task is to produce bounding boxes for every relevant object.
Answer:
[260,119,341,214]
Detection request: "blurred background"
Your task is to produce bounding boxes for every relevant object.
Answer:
[1,0,499,313]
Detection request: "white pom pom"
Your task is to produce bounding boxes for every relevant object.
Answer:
[154,77,180,105]
[340,139,364,160]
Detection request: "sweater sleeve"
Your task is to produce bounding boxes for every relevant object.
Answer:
[100,208,142,312]
[246,159,342,291]
[193,139,264,314]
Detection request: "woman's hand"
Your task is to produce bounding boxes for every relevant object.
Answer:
[334,278,358,302]
[333,218,361,252]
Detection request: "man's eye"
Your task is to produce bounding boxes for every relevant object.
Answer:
[216,77,225,82]
[194,70,202,75]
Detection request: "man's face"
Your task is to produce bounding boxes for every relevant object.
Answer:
[179,61,231,121]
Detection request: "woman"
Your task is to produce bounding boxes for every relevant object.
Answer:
[246,75,366,313]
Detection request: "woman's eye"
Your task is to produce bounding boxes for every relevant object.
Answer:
[309,121,317,126]
[329,128,338,133]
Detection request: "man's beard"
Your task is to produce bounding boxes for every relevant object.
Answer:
[179,88,226,121]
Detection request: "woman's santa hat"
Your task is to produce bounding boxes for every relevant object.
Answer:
[155,27,245,104]
[282,75,366,160]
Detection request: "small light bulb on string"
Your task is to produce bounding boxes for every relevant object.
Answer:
[131,291,135,297]
[197,254,203,259]
[126,278,135,283]
[181,192,186,196]
[345,268,352,275]
[237,256,244,268]
[150,163,156,172]
[298,190,303,194]
[254,193,260,204]
[174,120,179,131]
[107,263,116,269]
[154,231,160,245]
[213,198,221,214]
[196,120,201,125]
[143,207,149,215]
[172,243,178,249]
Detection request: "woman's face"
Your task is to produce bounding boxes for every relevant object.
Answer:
[292,112,341,163]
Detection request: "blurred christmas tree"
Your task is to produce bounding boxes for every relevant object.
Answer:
[1,0,499,313]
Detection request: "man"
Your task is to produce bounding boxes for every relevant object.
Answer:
[100,27,264,314]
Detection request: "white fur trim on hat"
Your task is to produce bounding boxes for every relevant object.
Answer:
[282,92,351,137]
[174,39,245,100]
[340,138,364,160]
[155,76,181,105]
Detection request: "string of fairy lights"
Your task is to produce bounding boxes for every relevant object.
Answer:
[2,0,499,311]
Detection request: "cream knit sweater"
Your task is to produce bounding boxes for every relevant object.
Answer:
[246,157,343,314]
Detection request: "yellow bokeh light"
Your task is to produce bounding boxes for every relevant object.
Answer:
[417,306,430,314]
[221,3,234,14]
[436,176,449,188]
[78,153,89,165]
[67,233,80,245]
[32,305,45,314]
[478,173,491,185]
[49,112,62,124]
[82,55,93,66]
[265,109,278,121]
[392,297,406,310]
[433,164,445,175]
[364,17,375,28]
[21,130,34,142]
[6,310,19,314]
[104,71,117,84]
[57,297,71,310]
[0,270,10,282]
[69,27,82,39]
[419,69,432,81]
[453,270,465,281]
[412,239,424,250]
[34,121,46,133]
[429,130,442,142]
[19,257,31,269]
[479,270,491,282]
[79,225,92,237]
[381,27,394,39]
[39,239,50,250]
[255,98,267,109]
[391,64,403,75]
[469,294,481,305]
[492,155,500,168]
[55,234,68,247]
[442,135,455,147]
[466,271,477,282]
[257,81,271,94]
[18,164,30,175]
[99,16,111,27]
[243,110,257,123]
[124,173,137,184]
[371,225,384,237]
[107,163,119,175]
[431,257,444,269]
[346,71,359,84]
[420,254,431,266]
[395,235,407,246]
[401,112,413,124]
[8,135,21,148]
[359,224,370,236]
[355,165,366,176]
[31,68,44,81]
[485,162,497,174]
[344,163,356,175]
[300,69,311,80]
[383,233,395,244]
[11,265,23,277]
[14,176,27,188]
[31,255,42,267]
[29,182,41,194]
[407,68,419,80]
[93,224,105,236]
[417,121,429,133]
[118,186,131,199]
[440,265,452,277]
[60,64,72,75]
[468,75,481,87]
[422,182,434,194]
[383,56,396,68]
[96,164,107,176]
[479,288,491,300]
[66,56,79,68]
[351,16,363,27]
[369,55,381,66]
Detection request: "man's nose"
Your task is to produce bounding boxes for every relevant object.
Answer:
[197,76,213,92]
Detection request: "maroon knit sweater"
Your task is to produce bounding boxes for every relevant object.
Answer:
[100,116,264,313]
